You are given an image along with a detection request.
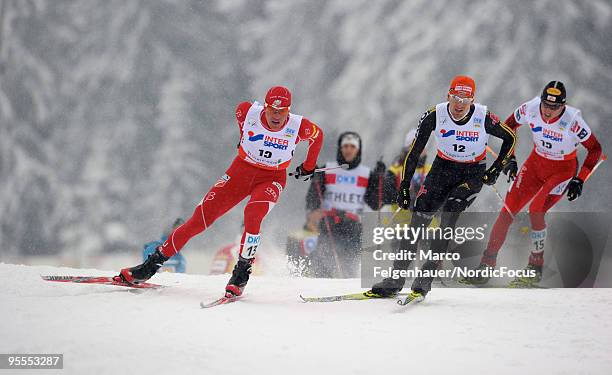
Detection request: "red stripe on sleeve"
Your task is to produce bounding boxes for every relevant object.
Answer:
[298,118,324,171]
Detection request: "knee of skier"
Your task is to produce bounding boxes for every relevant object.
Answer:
[527,209,546,231]
[411,211,435,228]
[498,208,515,224]
[181,206,208,236]
[444,195,475,212]
[413,198,433,214]
[244,200,272,234]
[439,211,461,227]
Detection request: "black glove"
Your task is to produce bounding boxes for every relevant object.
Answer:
[566,177,583,201]
[293,164,315,181]
[482,161,503,186]
[396,180,411,210]
[373,161,386,177]
[502,156,518,182]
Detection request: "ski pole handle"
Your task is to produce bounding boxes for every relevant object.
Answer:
[288,163,349,177]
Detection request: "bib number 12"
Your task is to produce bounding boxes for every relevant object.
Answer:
[452,144,466,152]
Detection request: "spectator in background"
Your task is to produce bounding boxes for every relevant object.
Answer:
[305,131,387,278]
[142,218,186,273]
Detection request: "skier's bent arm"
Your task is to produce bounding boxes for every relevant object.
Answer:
[504,113,522,131]
[298,119,324,172]
[503,113,521,156]
[577,134,603,181]
[235,101,252,135]
[485,111,516,165]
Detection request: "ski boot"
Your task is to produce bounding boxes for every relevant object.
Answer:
[116,247,169,284]
[225,256,254,297]
[508,264,542,288]
[368,276,406,298]
[405,259,440,299]
[460,263,494,285]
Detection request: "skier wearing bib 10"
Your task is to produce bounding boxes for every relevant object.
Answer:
[368,75,516,302]
[115,86,324,297]
[462,81,603,287]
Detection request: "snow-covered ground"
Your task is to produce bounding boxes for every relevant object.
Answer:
[1,263,611,375]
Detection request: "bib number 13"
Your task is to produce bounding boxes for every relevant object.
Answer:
[259,149,272,158]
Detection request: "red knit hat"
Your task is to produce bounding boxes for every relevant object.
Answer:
[265,86,292,109]
[449,75,476,98]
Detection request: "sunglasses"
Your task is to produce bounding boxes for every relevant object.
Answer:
[449,94,474,105]
[541,100,564,110]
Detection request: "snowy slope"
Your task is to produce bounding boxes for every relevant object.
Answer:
[1,263,611,375]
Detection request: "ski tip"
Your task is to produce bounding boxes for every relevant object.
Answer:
[41,275,70,281]
[298,294,308,303]
[397,293,425,306]
[200,294,243,309]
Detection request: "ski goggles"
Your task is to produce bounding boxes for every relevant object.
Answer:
[264,103,290,115]
[449,94,474,105]
[541,100,564,110]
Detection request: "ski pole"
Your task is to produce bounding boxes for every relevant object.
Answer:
[288,163,349,177]
[391,206,402,221]
[377,156,384,226]
[490,184,514,219]
[485,146,514,218]
[584,154,607,182]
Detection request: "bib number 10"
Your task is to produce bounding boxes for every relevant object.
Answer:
[259,149,272,158]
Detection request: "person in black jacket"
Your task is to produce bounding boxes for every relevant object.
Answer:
[369,75,516,301]
[306,131,388,277]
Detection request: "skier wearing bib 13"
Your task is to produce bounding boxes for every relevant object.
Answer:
[115,86,324,297]
[368,75,516,302]
[462,81,603,287]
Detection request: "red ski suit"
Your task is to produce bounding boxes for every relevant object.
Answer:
[483,107,602,265]
[159,102,323,259]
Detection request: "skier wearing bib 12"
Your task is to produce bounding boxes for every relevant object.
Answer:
[115,86,324,297]
[369,75,516,301]
[462,81,603,287]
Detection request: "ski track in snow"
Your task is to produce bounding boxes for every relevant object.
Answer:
[1,263,611,375]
